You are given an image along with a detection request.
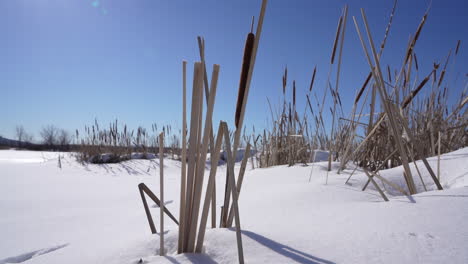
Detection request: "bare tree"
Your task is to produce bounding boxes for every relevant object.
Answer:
[15,125,33,147]
[40,125,59,146]
[23,133,34,143]
[58,129,71,149]
[15,125,25,142]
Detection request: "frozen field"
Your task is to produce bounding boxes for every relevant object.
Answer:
[1,148,467,264]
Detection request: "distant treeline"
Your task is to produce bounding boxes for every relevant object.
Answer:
[0,137,180,155]
[0,137,74,151]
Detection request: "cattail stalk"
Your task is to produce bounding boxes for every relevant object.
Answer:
[159,132,165,256]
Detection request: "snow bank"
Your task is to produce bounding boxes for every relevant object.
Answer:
[349,147,468,196]
[220,148,256,163]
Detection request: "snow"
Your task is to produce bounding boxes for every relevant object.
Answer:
[349,147,468,194]
[0,148,467,263]
[220,148,256,163]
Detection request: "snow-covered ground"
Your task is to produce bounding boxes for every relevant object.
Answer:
[1,148,467,263]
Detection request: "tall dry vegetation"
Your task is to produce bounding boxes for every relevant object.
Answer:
[254,2,467,175]
[75,119,180,163]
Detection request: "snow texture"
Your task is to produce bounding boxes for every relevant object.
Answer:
[0,148,467,263]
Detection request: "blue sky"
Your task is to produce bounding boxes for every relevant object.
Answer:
[1,0,467,141]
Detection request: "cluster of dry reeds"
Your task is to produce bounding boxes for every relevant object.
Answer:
[339,6,466,195]
[75,119,181,163]
[257,69,316,168]
[170,2,267,263]
[256,6,350,168]
[254,2,466,196]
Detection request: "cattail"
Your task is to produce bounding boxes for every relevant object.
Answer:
[337,91,342,107]
[405,13,428,63]
[235,32,255,128]
[282,67,287,95]
[293,80,296,107]
[414,53,419,71]
[309,66,317,92]
[438,50,452,88]
[331,16,343,64]
[355,72,372,104]
[379,0,397,55]
[402,71,432,109]
[438,70,446,88]
[403,68,407,88]
[387,65,392,82]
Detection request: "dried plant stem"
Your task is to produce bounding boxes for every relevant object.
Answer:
[196,36,217,229]
[437,131,441,181]
[195,123,225,253]
[223,0,267,228]
[222,122,244,264]
[178,61,187,253]
[227,143,251,227]
[328,5,348,174]
[187,64,220,252]
[159,132,165,256]
[183,62,204,252]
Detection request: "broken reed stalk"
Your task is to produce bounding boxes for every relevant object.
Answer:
[186,64,220,252]
[197,37,210,102]
[195,122,225,253]
[159,132,165,256]
[138,183,179,234]
[405,144,427,192]
[139,183,157,234]
[178,61,187,254]
[391,103,443,190]
[438,131,441,181]
[221,122,245,264]
[363,168,389,201]
[250,136,255,169]
[211,176,216,228]
[362,148,398,191]
[227,143,251,228]
[196,36,218,229]
[182,62,204,252]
